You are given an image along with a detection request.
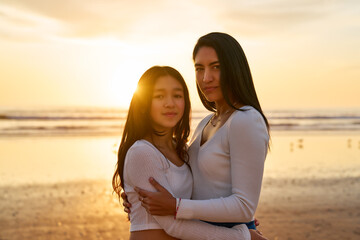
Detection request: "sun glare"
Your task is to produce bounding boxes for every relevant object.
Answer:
[99,39,182,109]
[106,63,142,108]
[65,38,150,109]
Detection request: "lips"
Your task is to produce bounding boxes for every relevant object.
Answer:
[203,86,217,93]
[163,112,177,117]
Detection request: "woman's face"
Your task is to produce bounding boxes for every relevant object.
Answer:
[194,46,223,103]
[150,75,185,131]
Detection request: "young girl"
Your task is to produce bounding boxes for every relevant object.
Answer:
[112,66,255,239]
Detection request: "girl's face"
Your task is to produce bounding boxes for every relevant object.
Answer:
[150,75,185,131]
[194,46,223,103]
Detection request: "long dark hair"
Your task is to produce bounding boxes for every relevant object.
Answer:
[112,66,191,197]
[193,32,269,131]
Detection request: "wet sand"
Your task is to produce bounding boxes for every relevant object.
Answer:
[256,177,360,239]
[1,132,359,239]
[1,176,359,240]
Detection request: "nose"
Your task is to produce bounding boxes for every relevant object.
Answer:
[164,95,175,108]
[203,68,212,83]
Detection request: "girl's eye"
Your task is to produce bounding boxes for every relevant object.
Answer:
[154,95,164,99]
[174,94,183,99]
[213,65,220,69]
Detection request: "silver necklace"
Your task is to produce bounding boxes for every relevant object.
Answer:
[209,109,231,127]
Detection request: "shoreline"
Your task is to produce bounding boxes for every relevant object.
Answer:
[1,130,360,138]
[1,176,359,240]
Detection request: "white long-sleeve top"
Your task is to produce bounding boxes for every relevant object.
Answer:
[124,140,251,240]
[176,106,269,222]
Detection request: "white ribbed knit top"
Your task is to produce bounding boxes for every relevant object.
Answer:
[123,140,250,240]
[177,106,269,223]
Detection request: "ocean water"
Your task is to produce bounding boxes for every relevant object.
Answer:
[0,107,359,186]
[1,107,360,136]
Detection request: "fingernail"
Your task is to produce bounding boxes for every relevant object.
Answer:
[149,177,154,182]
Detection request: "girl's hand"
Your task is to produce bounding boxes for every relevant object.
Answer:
[120,191,131,220]
[134,177,176,216]
[250,229,268,240]
[254,218,260,227]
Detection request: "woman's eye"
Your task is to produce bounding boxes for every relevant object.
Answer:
[213,65,220,69]
[174,94,183,99]
[195,68,204,72]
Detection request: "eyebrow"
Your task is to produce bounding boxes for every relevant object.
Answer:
[194,61,220,67]
[154,87,183,92]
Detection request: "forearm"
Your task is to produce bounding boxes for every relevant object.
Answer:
[153,215,251,240]
[176,194,255,222]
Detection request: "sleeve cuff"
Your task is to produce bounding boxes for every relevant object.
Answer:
[175,198,194,219]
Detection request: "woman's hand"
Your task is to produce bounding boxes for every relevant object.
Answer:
[120,191,131,220]
[250,229,268,240]
[135,177,176,216]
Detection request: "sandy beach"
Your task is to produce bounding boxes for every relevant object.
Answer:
[1,176,359,240]
[1,117,360,239]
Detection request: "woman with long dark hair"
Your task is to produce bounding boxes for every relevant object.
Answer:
[113,65,255,239]
[132,33,270,234]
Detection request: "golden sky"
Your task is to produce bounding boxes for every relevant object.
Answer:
[0,0,359,110]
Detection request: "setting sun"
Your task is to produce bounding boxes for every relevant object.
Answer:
[106,63,140,108]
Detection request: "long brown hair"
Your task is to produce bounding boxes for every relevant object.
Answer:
[193,32,270,132]
[112,66,191,198]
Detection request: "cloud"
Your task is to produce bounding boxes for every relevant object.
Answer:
[0,0,358,44]
[192,0,359,38]
[0,0,209,42]
[0,4,63,42]
[0,0,169,41]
